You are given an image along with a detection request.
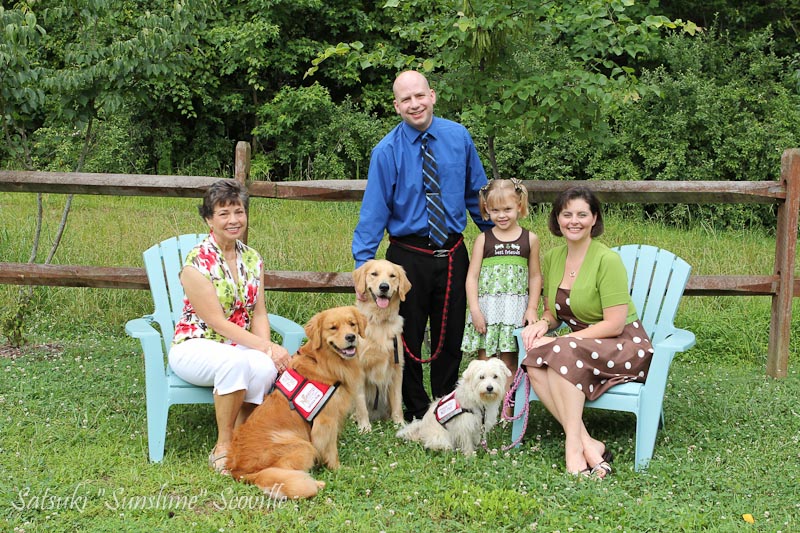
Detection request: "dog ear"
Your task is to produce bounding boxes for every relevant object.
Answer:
[395,264,412,301]
[352,262,368,295]
[304,312,324,351]
[353,307,368,337]
[462,359,481,382]
[495,358,513,378]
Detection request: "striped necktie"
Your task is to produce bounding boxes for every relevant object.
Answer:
[421,133,448,247]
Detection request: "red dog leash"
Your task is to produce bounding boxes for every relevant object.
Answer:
[389,235,463,364]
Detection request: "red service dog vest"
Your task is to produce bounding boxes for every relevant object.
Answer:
[434,390,468,426]
[275,368,338,423]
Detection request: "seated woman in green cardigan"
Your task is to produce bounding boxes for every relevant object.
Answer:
[520,186,652,479]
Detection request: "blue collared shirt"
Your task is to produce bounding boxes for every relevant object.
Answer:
[352,117,492,266]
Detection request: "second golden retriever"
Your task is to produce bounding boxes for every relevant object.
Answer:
[226,306,366,499]
[352,259,411,432]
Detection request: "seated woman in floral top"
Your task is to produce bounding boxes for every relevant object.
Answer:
[168,179,290,475]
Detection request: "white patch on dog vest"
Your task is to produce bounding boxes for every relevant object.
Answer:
[434,390,468,426]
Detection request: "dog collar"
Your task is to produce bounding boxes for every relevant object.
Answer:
[434,390,471,426]
[274,368,339,423]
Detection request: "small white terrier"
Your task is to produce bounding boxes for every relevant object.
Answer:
[396,358,511,455]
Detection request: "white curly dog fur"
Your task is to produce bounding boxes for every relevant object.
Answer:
[395,358,511,455]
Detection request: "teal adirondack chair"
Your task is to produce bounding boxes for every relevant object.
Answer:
[125,234,306,462]
[510,244,695,470]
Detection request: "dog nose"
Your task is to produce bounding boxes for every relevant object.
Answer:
[379,282,390,292]
[345,333,356,343]
[486,384,494,392]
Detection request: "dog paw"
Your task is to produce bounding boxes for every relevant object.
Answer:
[321,455,341,470]
[357,422,373,433]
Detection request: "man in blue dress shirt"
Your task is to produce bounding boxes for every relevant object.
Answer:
[352,70,493,421]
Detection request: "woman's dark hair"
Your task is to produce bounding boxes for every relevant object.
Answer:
[198,179,249,219]
[548,186,604,237]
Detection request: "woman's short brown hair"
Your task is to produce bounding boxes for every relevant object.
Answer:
[548,186,604,238]
[198,179,249,220]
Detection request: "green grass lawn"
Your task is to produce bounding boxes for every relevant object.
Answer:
[2,336,799,532]
[2,193,800,531]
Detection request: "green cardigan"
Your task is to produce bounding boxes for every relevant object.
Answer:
[542,240,638,325]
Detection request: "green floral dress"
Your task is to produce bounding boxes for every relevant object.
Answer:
[461,228,530,356]
[172,232,263,346]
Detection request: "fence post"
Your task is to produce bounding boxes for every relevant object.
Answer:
[235,141,252,244]
[767,148,800,378]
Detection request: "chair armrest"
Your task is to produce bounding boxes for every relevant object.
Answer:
[644,328,695,389]
[514,328,525,363]
[654,328,696,352]
[125,317,160,340]
[125,317,168,389]
[268,313,306,355]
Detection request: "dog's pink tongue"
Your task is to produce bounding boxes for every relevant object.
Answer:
[344,347,356,356]
[376,297,390,309]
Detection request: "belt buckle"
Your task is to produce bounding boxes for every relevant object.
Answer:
[433,249,449,258]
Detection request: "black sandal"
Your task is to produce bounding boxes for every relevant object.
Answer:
[590,461,613,479]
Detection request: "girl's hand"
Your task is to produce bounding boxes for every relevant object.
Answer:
[523,309,539,328]
[470,310,487,335]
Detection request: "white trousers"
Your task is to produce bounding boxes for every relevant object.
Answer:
[168,338,278,405]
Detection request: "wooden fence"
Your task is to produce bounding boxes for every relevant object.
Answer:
[1,142,798,378]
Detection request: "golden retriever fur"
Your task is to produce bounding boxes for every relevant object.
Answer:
[227,306,366,499]
[352,259,411,432]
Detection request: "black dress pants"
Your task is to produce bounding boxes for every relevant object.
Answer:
[386,234,468,421]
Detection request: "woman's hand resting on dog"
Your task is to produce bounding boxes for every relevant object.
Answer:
[264,342,290,372]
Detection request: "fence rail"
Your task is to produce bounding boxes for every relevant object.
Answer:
[0,263,790,296]
[0,170,787,203]
[1,142,798,378]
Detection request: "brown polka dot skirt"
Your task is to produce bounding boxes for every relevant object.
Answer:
[521,288,653,401]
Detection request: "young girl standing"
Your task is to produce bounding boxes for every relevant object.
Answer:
[461,179,543,396]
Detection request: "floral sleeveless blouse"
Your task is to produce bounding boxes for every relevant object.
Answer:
[172,232,263,346]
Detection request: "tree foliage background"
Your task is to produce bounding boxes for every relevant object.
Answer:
[3,0,800,228]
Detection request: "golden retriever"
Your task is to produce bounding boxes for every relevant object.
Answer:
[352,259,411,432]
[227,306,366,499]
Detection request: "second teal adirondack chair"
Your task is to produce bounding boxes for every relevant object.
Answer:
[510,244,695,470]
[125,234,306,462]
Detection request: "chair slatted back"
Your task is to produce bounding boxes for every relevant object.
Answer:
[142,234,207,353]
[612,244,692,345]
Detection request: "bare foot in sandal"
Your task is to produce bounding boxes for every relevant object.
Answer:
[590,460,613,479]
[208,445,230,476]
[582,438,610,473]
